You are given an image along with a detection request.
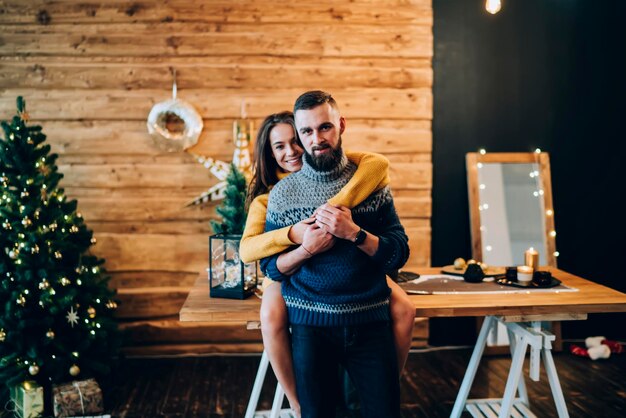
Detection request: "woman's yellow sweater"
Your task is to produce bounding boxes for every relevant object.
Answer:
[239,151,390,263]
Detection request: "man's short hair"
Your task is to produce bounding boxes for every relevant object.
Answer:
[294,90,339,113]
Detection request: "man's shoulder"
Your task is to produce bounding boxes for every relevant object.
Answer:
[353,185,394,214]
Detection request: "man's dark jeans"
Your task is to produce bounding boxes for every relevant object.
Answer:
[291,321,400,418]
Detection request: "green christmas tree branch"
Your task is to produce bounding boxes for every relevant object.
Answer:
[210,163,248,235]
[1,97,121,387]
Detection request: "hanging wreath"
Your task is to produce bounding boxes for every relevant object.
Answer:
[146,69,203,152]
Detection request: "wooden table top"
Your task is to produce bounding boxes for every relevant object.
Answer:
[179,267,626,323]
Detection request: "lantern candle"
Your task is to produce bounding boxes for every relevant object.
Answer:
[524,247,539,271]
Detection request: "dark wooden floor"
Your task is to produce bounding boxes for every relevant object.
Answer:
[106,345,626,418]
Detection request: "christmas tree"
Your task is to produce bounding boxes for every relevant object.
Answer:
[210,163,248,235]
[0,97,120,388]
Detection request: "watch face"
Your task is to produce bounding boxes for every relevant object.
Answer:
[354,229,367,245]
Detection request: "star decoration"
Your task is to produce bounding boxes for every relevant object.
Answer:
[66,306,79,328]
[18,109,30,122]
[186,119,253,206]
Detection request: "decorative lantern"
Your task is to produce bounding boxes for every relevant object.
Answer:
[209,234,257,299]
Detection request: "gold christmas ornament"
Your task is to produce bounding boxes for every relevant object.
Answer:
[0,329,6,341]
[28,364,39,376]
[50,222,57,231]
[45,330,55,340]
[87,307,96,318]
[38,279,50,290]
[22,217,32,227]
[2,221,10,230]
[8,250,18,259]
[69,364,80,376]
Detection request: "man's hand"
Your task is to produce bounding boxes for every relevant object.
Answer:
[302,223,336,255]
[288,216,315,244]
[314,203,360,241]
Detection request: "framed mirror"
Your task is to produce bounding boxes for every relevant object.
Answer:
[466,152,557,268]
[466,152,560,351]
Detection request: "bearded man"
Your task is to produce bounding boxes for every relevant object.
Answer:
[260,90,409,418]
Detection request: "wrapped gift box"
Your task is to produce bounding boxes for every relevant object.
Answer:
[10,380,44,418]
[52,378,104,418]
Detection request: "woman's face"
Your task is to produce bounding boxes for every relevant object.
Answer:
[269,123,303,172]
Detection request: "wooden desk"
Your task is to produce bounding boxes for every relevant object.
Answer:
[179,267,626,418]
[180,267,626,321]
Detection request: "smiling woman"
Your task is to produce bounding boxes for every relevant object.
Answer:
[269,122,303,173]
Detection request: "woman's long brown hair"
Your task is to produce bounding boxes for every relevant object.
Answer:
[246,111,297,208]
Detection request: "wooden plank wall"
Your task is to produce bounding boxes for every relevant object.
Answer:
[0,0,433,354]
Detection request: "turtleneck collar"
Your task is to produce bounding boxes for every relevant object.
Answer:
[300,151,348,182]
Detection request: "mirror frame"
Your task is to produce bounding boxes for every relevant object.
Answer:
[466,152,557,267]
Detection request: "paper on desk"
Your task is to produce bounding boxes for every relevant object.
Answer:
[401,274,577,295]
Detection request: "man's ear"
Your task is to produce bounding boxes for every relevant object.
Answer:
[339,116,346,134]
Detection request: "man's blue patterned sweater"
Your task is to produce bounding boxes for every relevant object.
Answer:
[260,153,409,327]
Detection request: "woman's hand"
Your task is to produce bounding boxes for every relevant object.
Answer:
[288,216,315,244]
[302,223,336,255]
[314,204,360,241]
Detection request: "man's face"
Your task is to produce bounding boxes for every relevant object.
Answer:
[295,103,346,171]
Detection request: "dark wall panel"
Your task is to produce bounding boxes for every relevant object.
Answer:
[432,0,626,343]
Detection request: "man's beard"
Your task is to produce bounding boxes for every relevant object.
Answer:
[304,137,343,171]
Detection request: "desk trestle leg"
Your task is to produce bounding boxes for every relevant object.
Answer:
[245,350,298,418]
[452,316,570,418]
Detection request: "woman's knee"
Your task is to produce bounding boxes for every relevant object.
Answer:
[391,295,416,327]
[260,288,288,334]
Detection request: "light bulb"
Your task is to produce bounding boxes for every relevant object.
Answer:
[546,209,553,216]
[479,148,486,155]
[485,0,501,14]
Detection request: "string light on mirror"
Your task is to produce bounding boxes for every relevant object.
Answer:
[473,149,560,265]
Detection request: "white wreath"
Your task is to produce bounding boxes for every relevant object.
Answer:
[147,98,203,152]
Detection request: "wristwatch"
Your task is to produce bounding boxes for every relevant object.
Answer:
[352,228,367,245]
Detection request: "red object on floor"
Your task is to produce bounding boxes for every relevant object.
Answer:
[602,339,624,354]
[570,344,589,357]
